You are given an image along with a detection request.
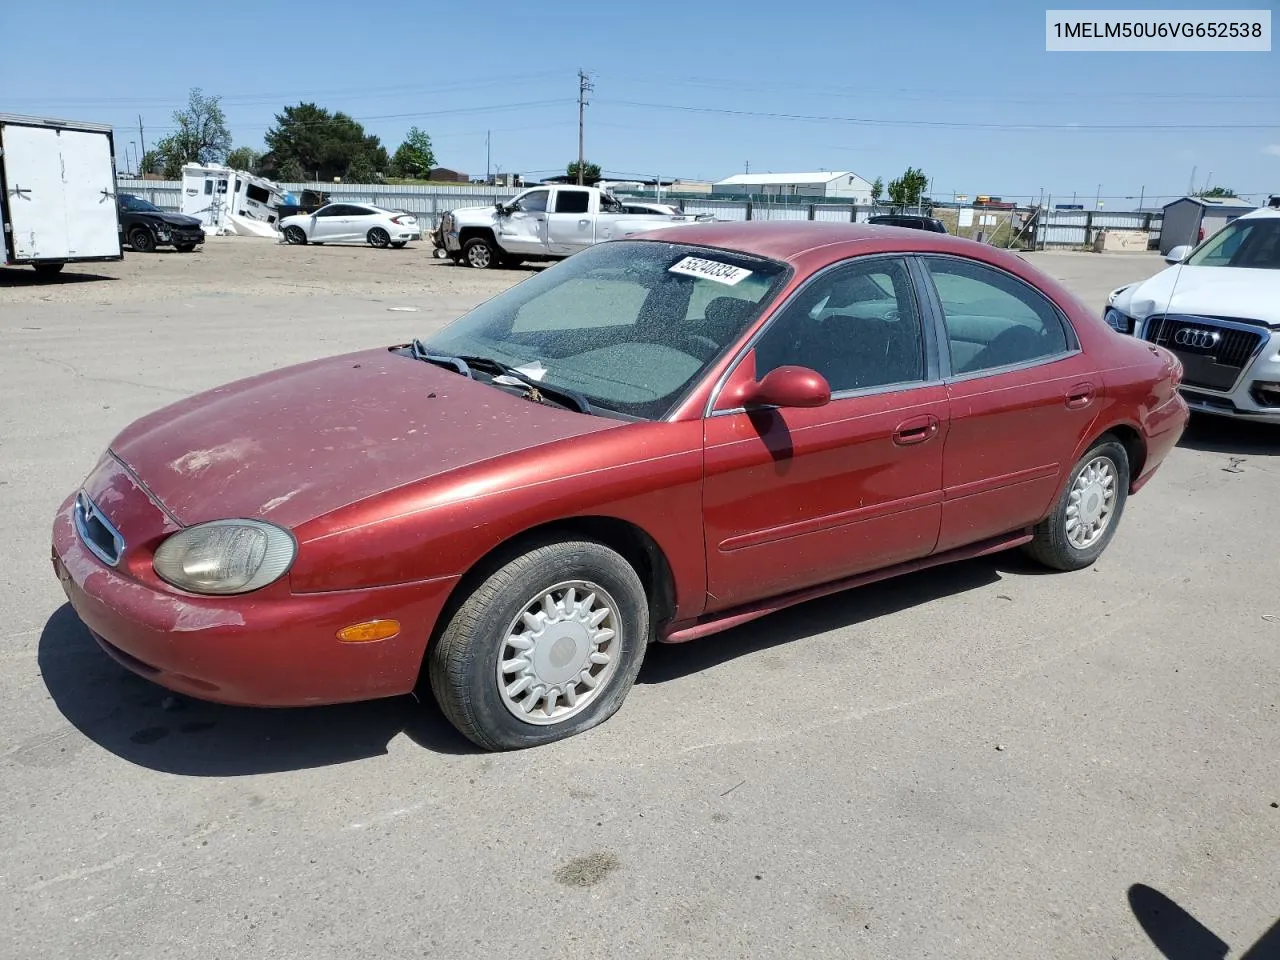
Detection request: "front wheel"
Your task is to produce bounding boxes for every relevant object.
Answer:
[283,226,307,245]
[429,540,650,751]
[1023,436,1130,571]
[463,236,499,269]
[368,227,391,248]
[129,228,156,253]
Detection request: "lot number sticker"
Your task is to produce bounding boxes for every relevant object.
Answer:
[669,256,753,286]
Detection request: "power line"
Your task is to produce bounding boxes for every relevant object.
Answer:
[597,97,1278,131]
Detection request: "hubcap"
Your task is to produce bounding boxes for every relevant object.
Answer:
[469,244,490,268]
[1065,455,1117,549]
[496,580,620,725]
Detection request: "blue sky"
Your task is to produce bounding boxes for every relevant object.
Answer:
[3,0,1276,205]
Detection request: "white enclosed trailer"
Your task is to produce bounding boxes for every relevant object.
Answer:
[1,114,123,274]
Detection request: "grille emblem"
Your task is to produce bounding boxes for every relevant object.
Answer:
[1173,328,1220,349]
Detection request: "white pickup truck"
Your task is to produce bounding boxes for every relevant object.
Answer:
[434,185,707,269]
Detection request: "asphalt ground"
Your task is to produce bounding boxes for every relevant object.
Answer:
[2,239,1276,960]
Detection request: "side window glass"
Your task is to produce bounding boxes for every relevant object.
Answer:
[753,257,926,393]
[553,190,591,214]
[516,190,549,214]
[922,256,1069,375]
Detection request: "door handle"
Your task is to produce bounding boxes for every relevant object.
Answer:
[1065,382,1095,409]
[578,218,590,226]
[893,414,939,446]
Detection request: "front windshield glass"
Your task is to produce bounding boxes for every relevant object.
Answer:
[1185,217,1280,270]
[120,195,160,213]
[423,239,790,420]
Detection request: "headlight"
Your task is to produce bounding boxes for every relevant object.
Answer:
[153,519,296,595]
[1104,308,1133,334]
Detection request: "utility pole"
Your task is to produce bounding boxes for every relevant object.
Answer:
[1188,166,1196,195]
[1138,185,1144,210]
[576,70,593,186]
[137,115,146,171]
[745,160,750,174]
[486,130,491,185]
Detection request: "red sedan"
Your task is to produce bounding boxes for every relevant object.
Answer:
[50,222,1189,750]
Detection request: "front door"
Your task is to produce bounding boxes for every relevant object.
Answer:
[496,188,549,255]
[917,254,1101,553]
[309,204,347,241]
[546,187,594,255]
[702,255,949,612]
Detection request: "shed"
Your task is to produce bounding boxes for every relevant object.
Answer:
[713,171,873,203]
[1159,196,1256,254]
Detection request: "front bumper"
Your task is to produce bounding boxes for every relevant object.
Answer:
[1130,316,1280,425]
[49,460,459,707]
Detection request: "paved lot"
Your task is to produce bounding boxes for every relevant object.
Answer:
[2,239,1277,960]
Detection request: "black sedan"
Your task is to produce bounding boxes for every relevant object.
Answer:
[118,194,206,253]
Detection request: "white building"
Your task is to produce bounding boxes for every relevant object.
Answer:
[712,171,873,203]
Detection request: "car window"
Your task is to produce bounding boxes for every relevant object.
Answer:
[515,190,549,214]
[753,257,926,394]
[1186,218,1280,270]
[921,256,1070,375]
[423,240,789,419]
[553,190,591,214]
[314,205,340,217]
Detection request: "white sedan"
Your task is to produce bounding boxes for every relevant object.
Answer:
[279,203,421,248]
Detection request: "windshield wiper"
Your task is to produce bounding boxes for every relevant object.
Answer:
[409,342,592,415]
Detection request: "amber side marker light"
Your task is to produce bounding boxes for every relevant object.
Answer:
[336,619,401,643]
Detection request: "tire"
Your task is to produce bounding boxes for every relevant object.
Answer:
[175,244,197,253]
[390,240,407,249]
[463,236,499,269]
[33,263,65,276]
[429,540,650,751]
[368,227,391,248]
[1023,436,1130,571]
[283,226,307,245]
[129,228,156,253]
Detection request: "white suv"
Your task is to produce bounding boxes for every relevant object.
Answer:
[1104,203,1280,423]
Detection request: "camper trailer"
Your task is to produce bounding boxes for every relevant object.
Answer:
[1,113,123,274]
[180,163,286,235]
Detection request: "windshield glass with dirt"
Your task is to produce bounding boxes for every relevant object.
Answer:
[423,240,790,419]
[1186,217,1280,270]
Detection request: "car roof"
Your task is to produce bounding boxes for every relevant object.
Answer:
[1239,205,1280,220]
[630,220,976,264]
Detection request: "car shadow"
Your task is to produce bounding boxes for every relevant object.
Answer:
[0,266,117,285]
[36,603,475,776]
[1128,882,1279,960]
[1177,414,1280,457]
[640,555,1004,683]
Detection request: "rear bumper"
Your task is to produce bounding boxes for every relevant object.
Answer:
[1132,392,1190,494]
[51,492,458,707]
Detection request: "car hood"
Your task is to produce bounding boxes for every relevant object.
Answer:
[108,347,621,529]
[1114,265,1280,325]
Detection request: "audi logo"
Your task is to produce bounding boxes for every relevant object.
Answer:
[1173,327,1220,349]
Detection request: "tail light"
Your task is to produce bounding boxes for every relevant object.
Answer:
[1198,226,1205,243]
[391,214,415,224]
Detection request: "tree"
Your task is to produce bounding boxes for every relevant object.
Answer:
[390,126,436,179]
[140,150,162,176]
[1195,185,1237,198]
[225,146,260,173]
[566,160,601,185]
[261,103,389,182]
[870,176,884,203]
[887,166,929,208]
[152,87,233,177]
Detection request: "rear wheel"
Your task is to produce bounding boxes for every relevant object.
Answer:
[129,228,156,253]
[368,227,391,248]
[1023,436,1129,571]
[463,236,499,269]
[429,540,649,751]
[283,226,307,245]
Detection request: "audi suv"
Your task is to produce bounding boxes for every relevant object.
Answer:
[1103,203,1280,423]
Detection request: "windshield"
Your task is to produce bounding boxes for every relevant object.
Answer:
[120,195,161,213]
[1185,216,1280,270]
[423,240,790,420]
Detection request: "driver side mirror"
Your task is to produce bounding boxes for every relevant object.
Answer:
[740,365,831,409]
[1165,244,1192,264]
[495,201,510,215]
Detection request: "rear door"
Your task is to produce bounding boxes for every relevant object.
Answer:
[2,122,71,259]
[918,254,1100,553]
[546,187,595,255]
[58,129,122,259]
